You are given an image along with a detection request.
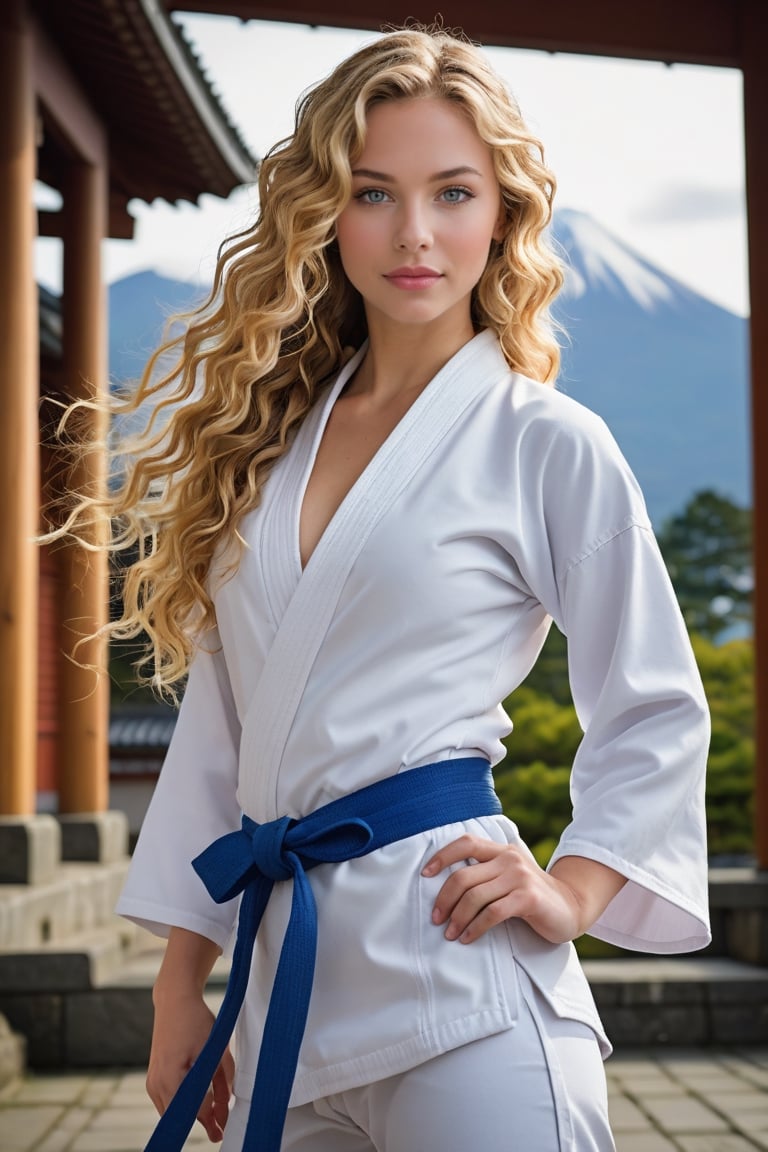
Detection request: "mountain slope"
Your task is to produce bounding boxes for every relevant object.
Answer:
[109,271,206,386]
[551,209,749,523]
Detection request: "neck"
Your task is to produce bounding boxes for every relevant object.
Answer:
[349,313,478,404]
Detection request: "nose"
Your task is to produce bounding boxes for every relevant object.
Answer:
[394,200,433,252]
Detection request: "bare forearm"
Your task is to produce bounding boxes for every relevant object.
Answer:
[147,927,233,1139]
[548,855,627,937]
[153,926,222,1006]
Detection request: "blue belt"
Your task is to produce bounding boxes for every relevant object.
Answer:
[144,757,501,1151]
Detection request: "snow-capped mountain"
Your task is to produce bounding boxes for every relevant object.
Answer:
[107,210,750,524]
[551,209,749,523]
[555,208,686,313]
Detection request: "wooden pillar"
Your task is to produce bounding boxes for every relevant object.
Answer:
[58,160,109,814]
[742,1,768,869]
[0,0,39,817]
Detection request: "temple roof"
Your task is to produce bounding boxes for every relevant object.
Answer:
[33,0,257,213]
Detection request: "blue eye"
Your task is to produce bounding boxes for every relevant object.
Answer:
[356,188,390,204]
[441,187,473,203]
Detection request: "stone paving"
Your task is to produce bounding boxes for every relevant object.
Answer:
[1,1049,768,1151]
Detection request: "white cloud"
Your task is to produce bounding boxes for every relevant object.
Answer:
[632,184,745,224]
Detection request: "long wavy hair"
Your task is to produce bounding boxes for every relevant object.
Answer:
[55,24,564,698]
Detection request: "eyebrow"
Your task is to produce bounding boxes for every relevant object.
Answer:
[350,166,485,182]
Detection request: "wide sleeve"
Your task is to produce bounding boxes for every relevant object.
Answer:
[519,398,711,954]
[547,523,711,952]
[115,626,242,950]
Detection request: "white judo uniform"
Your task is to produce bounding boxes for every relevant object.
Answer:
[118,329,711,1145]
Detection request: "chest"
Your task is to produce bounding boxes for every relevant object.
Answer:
[299,388,424,570]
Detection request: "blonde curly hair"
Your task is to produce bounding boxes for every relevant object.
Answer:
[56,24,564,698]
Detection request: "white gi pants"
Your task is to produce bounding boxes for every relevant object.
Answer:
[221,970,616,1152]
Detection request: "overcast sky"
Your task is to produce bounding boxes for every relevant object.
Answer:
[35,15,750,316]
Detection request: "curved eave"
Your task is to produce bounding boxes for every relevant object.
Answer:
[32,0,257,207]
[139,0,255,190]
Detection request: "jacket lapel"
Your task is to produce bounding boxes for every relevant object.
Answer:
[238,329,510,819]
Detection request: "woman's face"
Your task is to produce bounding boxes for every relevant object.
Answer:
[335,97,505,339]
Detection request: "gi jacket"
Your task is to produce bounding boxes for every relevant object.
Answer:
[118,329,711,1105]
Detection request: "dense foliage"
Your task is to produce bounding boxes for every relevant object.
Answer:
[656,489,752,641]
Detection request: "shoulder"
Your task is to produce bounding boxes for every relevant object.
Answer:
[486,368,652,554]
[478,366,636,485]
[502,373,621,462]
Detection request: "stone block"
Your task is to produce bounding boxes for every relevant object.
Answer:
[707,974,768,1004]
[709,869,768,909]
[0,1012,26,1089]
[0,950,92,993]
[65,988,153,1067]
[0,993,64,1067]
[620,980,706,1007]
[640,1094,730,1133]
[0,817,61,885]
[58,812,128,864]
[0,878,78,948]
[710,1001,768,1044]
[600,1005,708,1047]
[0,1104,66,1149]
[726,910,768,966]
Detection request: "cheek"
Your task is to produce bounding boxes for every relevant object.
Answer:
[454,222,498,276]
[337,211,380,257]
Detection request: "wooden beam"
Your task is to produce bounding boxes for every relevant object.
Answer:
[166,0,741,66]
[38,198,136,241]
[742,0,768,870]
[109,193,136,241]
[0,0,40,816]
[58,160,110,815]
[31,13,106,167]
[37,208,62,238]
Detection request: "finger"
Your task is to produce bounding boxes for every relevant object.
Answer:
[211,1064,232,1133]
[430,859,501,924]
[456,893,522,944]
[221,1046,235,1092]
[422,835,510,876]
[197,1086,224,1142]
[441,875,517,940]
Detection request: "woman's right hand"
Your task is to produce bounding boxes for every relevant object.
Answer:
[147,928,233,1143]
[146,988,234,1142]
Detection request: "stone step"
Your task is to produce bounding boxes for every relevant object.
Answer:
[0,1013,26,1091]
[0,923,139,993]
[0,928,225,1069]
[3,941,768,1071]
[584,956,768,1046]
[0,859,131,948]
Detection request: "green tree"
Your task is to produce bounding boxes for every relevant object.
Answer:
[691,633,754,857]
[656,490,752,641]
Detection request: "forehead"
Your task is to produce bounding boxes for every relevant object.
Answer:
[356,98,494,172]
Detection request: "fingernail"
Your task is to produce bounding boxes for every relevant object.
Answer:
[432,907,443,924]
[421,862,438,876]
[460,930,472,944]
[444,923,458,940]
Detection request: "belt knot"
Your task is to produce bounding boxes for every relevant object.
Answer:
[144,757,501,1152]
[250,815,294,882]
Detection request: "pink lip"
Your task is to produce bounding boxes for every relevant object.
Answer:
[384,266,443,290]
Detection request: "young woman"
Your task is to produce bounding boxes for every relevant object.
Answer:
[72,24,709,1151]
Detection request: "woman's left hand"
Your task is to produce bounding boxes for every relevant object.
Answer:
[421,836,625,946]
